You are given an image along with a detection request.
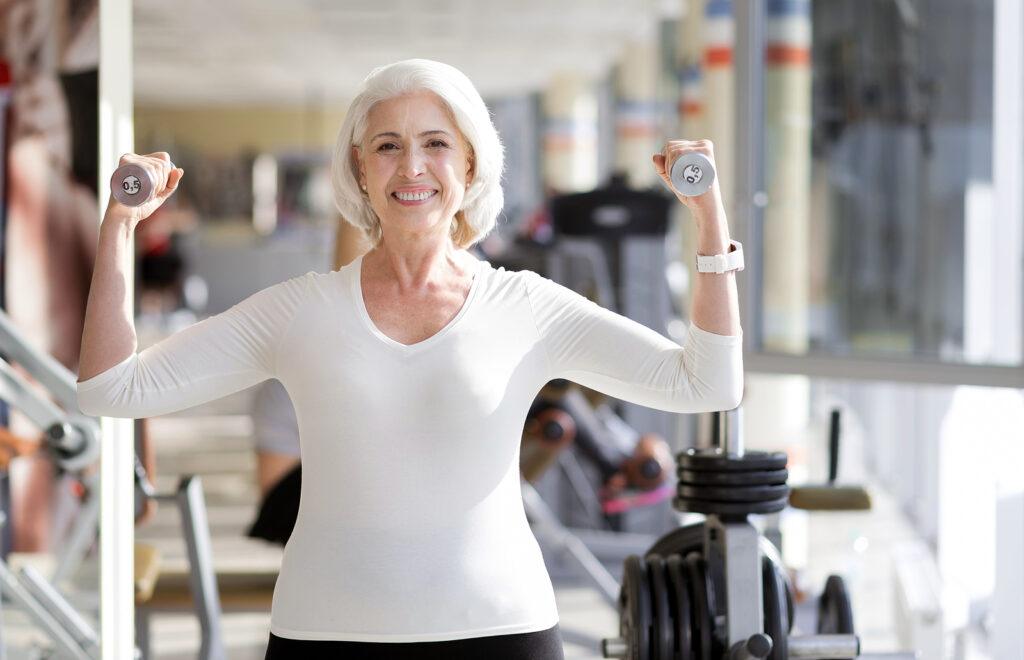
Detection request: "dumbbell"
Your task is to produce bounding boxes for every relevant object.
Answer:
[110,160,176,207]
[670,151,716,197]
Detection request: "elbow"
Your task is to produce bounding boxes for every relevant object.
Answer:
[701,370,744,413]
[76,389,111,418]
[76,385,134,419]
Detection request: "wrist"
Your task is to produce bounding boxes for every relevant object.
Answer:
[101,211,137,234]
[695,223,731,255]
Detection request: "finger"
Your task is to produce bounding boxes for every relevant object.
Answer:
[148,171,181,208]
[651,154,674,192]
[652,153,667,177]
[160,168,184,196]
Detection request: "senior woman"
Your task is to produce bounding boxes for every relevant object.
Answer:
[76,59,742,659]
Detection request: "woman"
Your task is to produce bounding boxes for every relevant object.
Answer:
[76,59,743,660]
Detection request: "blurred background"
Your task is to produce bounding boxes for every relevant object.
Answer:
[0,0,1021,658]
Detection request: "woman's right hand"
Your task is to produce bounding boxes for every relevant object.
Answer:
[105,152,184,227]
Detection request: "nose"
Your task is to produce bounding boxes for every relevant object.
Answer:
[397,146,425,178]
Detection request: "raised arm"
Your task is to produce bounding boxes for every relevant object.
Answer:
[78,152,182,382]
[652,139,741,337]
[525,272,742,414]
[76,152,310,418]
[527,138,743,413]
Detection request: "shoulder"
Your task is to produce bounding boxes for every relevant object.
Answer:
[239,271,320,312]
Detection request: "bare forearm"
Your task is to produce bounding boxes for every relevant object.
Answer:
[690,207,742,336]
[78,215,137,381]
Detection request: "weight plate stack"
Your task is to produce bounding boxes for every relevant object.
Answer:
[817,574,855,635]
[684,552,718,660]
[619,555,652,660]
[645,555,672,660]
[664,555,693,660]
[675,449,790,518]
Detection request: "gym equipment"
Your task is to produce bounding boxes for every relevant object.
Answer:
[134,474,227,660]
[546,176,678,454]
[0,308,226,659]
[0,309,103,658]
[670,152,716,197]
[601,408,920,660]
[110,160,176,208]
[788,410,872,512]
[520,395,578,483]
[817,575,854,636]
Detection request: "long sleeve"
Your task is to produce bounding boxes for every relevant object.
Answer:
[523,270,743,413]
[76,273,312,418]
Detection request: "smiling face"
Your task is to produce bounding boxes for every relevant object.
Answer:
[353,91,474,242]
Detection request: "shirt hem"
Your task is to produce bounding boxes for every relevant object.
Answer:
[268,616,561,643]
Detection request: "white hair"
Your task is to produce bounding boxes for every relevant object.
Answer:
[330,59,505,250]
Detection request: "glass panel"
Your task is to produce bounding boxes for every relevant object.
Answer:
[759,0,1022,366]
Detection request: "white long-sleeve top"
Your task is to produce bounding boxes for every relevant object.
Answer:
[77,253,743,642]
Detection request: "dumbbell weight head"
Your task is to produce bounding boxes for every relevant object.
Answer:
[669,152,716,197]
[110,161,175,207]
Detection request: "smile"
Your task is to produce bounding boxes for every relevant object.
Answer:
[392,190,438,203]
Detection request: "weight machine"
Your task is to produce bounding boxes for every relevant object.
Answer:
[0,310,226,660]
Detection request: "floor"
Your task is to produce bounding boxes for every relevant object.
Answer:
[0,397,976,659]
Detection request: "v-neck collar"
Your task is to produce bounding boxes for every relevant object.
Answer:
[351,253,486,353]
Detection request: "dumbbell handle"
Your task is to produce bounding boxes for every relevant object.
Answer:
[109,161,176,208]
[788,634,918,659]
[600,637,627,658]
[729,633,772,659]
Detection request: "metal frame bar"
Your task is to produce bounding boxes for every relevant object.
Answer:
[746,351,1024,389]
[733,0,767,353]
[152,476,226,660]
[99,1,137,657]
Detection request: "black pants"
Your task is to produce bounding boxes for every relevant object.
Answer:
[264,623,565,660]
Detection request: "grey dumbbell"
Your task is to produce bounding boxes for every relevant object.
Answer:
[669,152,716,197]
[110,161,175,207]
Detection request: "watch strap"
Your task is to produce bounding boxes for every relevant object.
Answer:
[696,240,744,274]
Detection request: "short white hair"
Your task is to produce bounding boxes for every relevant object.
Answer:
[330,59,505,250]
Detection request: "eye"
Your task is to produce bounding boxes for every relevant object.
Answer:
[427,139,449,148]
[376,142,398,152]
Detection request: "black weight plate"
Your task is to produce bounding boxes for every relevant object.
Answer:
[673,495,790,516]
[678,484,790,503]
[677,468,789,487]
[665,555,693,660]
[757,540,796,634]
[817,574,855,635]
[678,449,788,472]
[761,555,788,660]
[646,523,705,560]
[621,555,650,660]
[684,553,712,660]
[645,555,673,660]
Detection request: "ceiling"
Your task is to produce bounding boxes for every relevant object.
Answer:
[132,0,678,106]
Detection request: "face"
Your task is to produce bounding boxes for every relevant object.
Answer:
[353,91,474,240]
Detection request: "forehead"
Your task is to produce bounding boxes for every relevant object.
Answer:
[365,91,458,135]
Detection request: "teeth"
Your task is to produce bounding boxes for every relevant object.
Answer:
[394,190,436,201]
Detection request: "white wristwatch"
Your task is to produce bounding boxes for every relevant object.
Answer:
[696,240,745,274]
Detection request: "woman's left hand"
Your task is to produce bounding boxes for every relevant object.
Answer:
[652,139,724,222]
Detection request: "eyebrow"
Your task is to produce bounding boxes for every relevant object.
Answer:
[369,130,454,142]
